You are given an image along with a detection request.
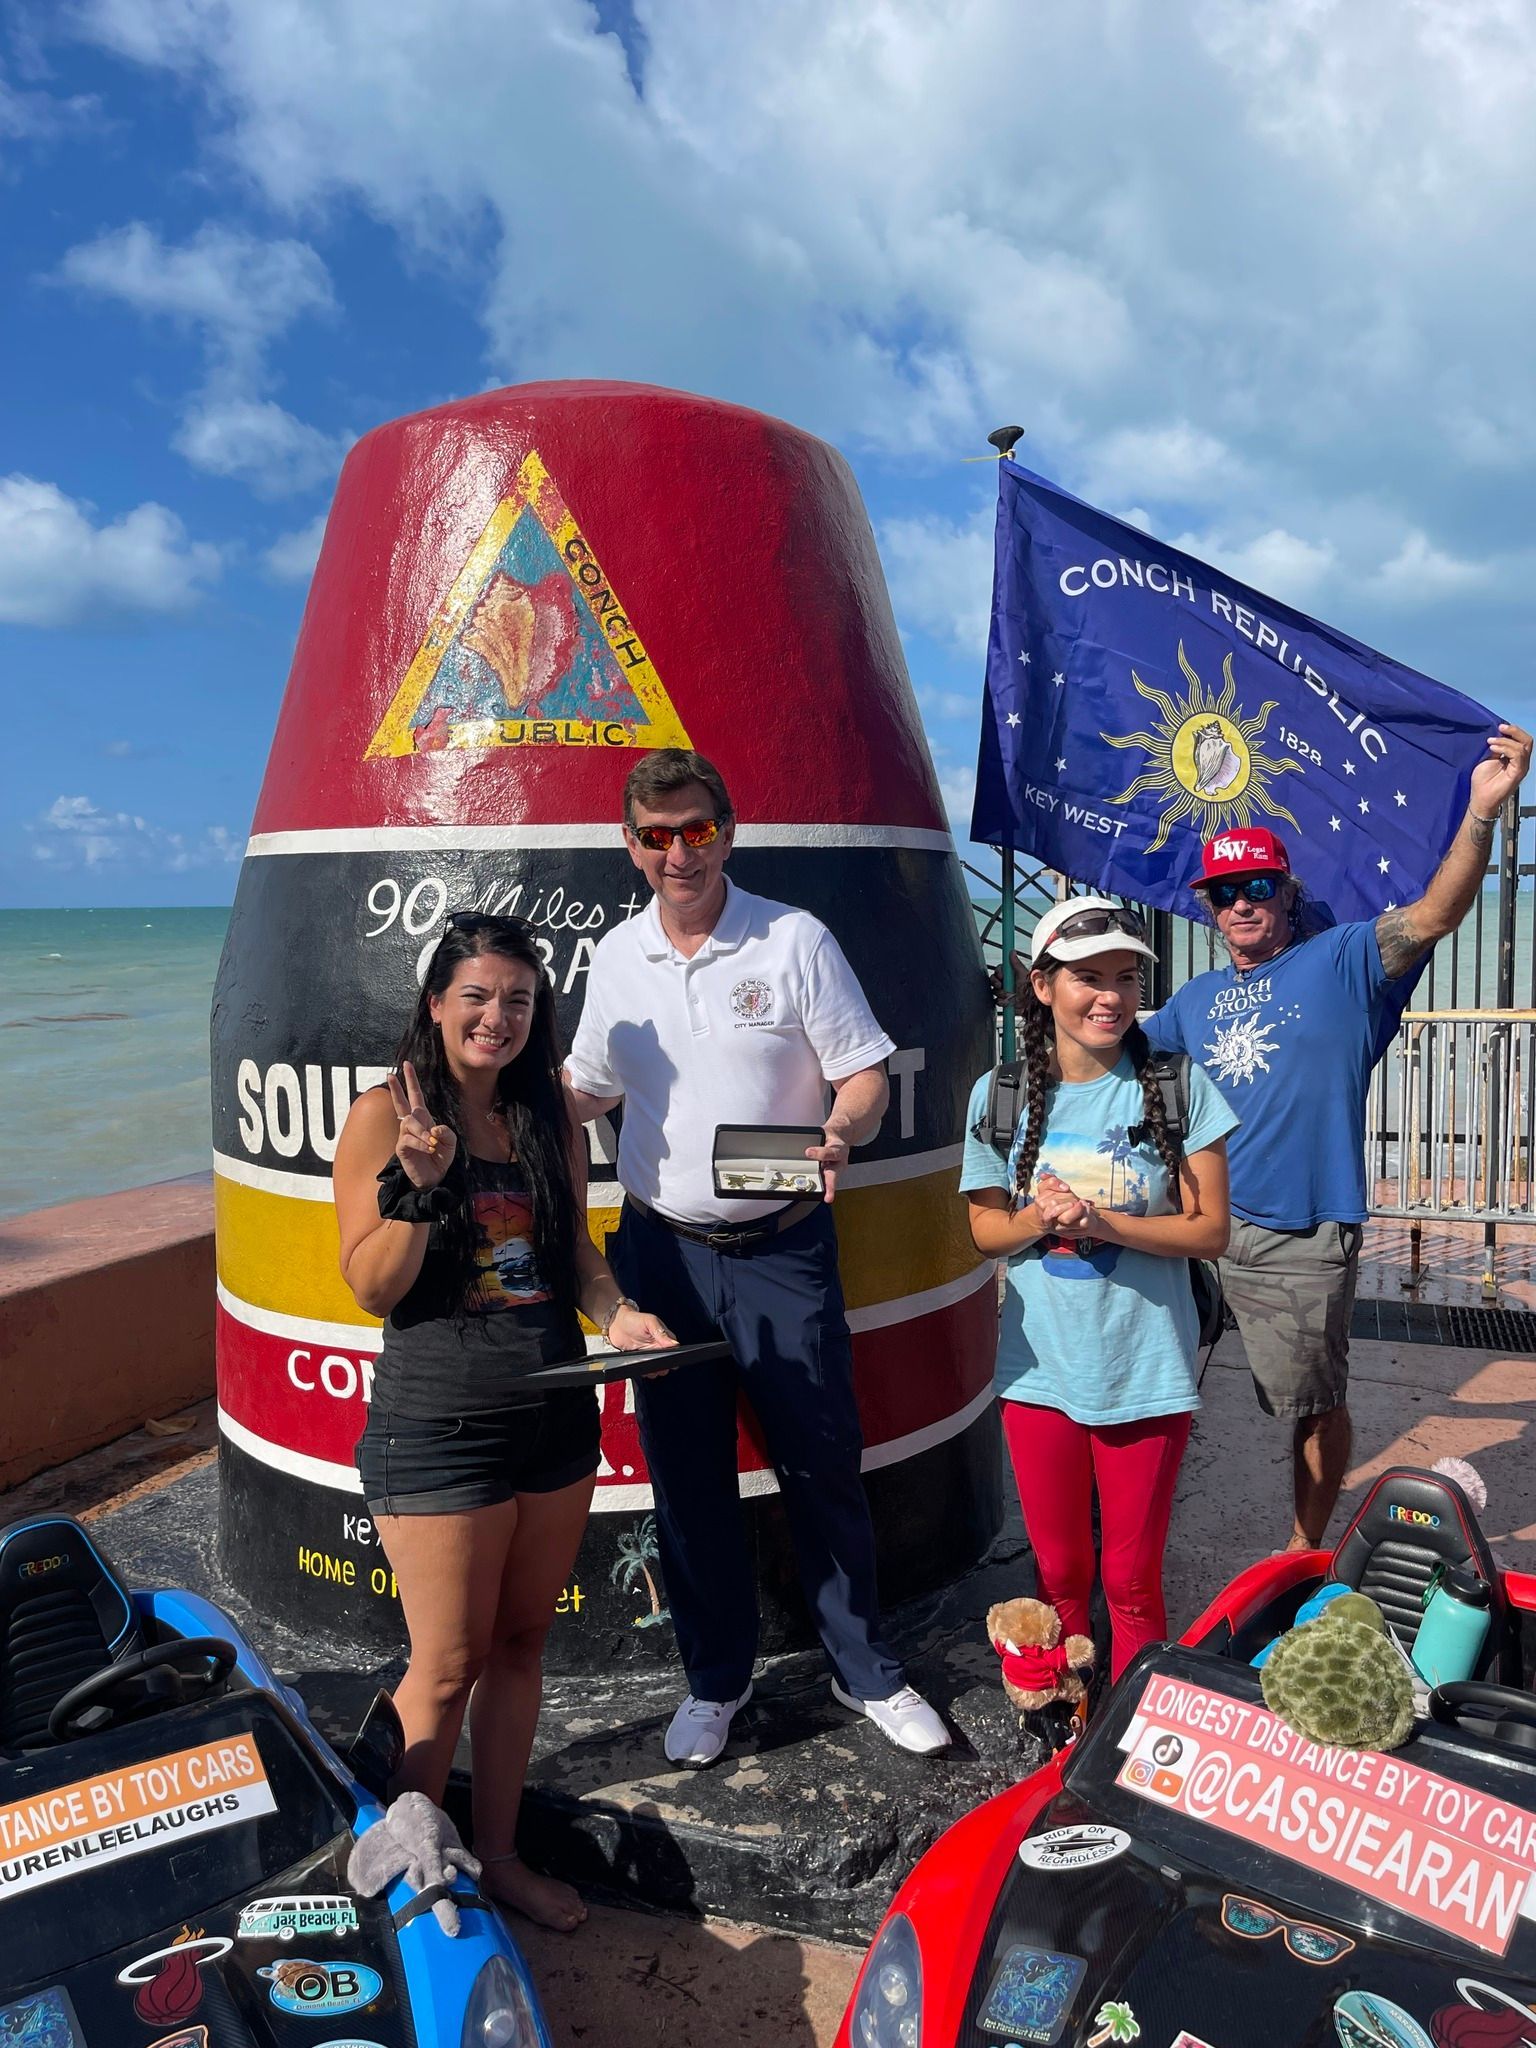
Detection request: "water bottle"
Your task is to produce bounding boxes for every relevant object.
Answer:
[1412,1564,1492,1686]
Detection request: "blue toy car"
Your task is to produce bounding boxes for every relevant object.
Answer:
[0,1510,552,2047]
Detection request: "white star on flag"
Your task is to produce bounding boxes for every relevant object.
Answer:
[1359,799,1370,814]
[1343,761,1356,776]
[1329,817,1341,831]
[1006,712,1021,727]
[1394,791,1407,806]
[1018,650,1031,667]
[1055,758,1068,772]
[1385,900,1397,910]
[1377,857,1390,873]
[1052,671,1066,687]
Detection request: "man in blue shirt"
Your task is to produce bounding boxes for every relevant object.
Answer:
[1146,722,1531,1551]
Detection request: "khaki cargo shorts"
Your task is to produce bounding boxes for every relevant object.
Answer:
[1220,1218,1363,1419]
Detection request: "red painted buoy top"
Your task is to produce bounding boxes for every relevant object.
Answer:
[251,381,946,836]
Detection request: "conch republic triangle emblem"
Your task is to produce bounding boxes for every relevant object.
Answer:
[367,450,691,756]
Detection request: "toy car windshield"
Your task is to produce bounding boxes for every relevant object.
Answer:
[0,1693,355,1983]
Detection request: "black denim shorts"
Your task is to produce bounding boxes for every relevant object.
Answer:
[355,1390,601,1515]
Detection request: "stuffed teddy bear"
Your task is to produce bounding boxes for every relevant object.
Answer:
[987,1597,1095,1712]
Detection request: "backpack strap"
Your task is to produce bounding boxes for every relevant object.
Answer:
[1130,1051,1191,1154]
[980,1058,1026,1157]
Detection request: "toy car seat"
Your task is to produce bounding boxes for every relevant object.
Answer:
[1328,1466,1510,1680]
[0,1514,145,1752]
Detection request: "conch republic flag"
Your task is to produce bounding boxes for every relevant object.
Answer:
[971,460,1497,926]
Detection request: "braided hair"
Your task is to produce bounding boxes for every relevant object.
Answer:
[392,920,582,1316]
[1009,949,1184,1213]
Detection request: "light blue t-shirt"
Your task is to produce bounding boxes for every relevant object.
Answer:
[1145,923,1412,1231]
[960,1058,1238,1425]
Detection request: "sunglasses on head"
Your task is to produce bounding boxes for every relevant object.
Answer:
[1220,1894,1355,1965]
[445,911,535,937]
[631,817,724,852]
[1206,875,1280,909]
[1049,906,1147,945]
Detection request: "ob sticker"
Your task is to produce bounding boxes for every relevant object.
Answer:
[260,1960,383,2018]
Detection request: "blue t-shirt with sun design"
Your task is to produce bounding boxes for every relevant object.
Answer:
[961,1058,1237,1424]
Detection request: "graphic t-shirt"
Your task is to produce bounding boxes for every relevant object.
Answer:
[1144,922,1413,1230]
[471,1184,552,1307]
[960,1057,1237,1424]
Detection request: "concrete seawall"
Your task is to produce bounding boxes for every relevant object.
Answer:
[0,1175,215,1491]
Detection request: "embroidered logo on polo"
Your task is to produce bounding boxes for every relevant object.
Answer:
[730,978,775,1023]
[366,448,691,757]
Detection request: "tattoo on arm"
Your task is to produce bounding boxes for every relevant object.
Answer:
[1376,905,1432,979]
[1467,813,1496,852]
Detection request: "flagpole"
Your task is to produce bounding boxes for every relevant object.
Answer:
[988,426,1026,1063]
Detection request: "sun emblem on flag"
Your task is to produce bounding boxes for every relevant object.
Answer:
[1100,642,1302,853]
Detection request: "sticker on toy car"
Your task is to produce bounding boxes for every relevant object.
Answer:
[0,1985,85,2047]
[259,1959,384,2017]
[1116,1673,1536,1957]
[117,1933,233,2023]
[0,1735,275,1902]
[1430,1976,1536,2047]
[236,1894,360,1941]
[1016,1824,1130,1872]
[144,2032,208,2048]
[976,1945,1087,2043]
[1170,2034,1216,2048]
[1334,1991,1433,2048]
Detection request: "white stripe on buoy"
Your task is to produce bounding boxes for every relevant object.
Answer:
[243,822,956,858]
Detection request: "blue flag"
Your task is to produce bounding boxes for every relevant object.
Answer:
[971,460,1496,926]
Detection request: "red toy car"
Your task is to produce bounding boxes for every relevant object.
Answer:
[838,1466,1536,2048]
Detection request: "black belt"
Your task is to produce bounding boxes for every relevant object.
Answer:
[626,1193,820,1252]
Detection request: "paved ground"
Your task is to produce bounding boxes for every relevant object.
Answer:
[8,1216,1536,2044]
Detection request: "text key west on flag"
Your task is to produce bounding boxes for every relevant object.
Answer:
[970,461,1496,924]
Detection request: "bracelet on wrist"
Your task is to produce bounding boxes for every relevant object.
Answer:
[600,1294,637,1340]
[1469,810,1497,826]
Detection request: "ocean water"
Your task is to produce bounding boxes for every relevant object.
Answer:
[0,907,229,1222]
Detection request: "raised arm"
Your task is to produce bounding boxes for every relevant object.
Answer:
[1375,723,1531,978]
[333,1069,453,1319]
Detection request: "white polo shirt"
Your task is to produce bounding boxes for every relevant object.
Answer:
[567,879,896,1225]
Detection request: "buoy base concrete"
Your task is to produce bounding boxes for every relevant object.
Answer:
[94,1458,1045,1943]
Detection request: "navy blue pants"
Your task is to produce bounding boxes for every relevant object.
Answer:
[610,1200,904,1703]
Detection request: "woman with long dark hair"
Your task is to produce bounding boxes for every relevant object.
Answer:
[333,913,674,1931]
[959,898,1236,1687]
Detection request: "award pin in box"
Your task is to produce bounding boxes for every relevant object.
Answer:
[712,1124,826,1200]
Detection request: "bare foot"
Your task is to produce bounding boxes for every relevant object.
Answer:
[481,1855,587,1933]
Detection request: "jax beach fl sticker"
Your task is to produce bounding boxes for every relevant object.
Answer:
[236,1893,360,1941]
[0,1736,275,1900]
[366,448,690,757]
[1116,1675,1536,1956]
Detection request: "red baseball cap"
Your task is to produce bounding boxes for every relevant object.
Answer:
[1192,827,1291,889]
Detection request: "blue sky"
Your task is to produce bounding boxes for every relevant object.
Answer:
[2,0,1532,907]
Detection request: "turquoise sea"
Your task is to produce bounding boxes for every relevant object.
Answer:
[0,907,229,1222]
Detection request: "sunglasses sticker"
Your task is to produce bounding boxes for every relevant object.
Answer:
[976,1946,1087,2043]
[1220,1893,1355,1965]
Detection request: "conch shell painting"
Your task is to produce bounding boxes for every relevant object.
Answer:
[1190,718,1242,796]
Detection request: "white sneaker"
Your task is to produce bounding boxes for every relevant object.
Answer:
[662,1685,753,1767]
[830,1678,950,1755]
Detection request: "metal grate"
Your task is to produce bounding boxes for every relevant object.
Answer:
[1352,1296,1536,1354]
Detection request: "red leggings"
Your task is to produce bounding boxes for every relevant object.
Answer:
[1000,1401,1192,1681]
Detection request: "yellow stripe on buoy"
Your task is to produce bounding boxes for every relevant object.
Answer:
[213,1168,977,1327]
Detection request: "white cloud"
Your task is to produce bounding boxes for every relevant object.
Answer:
[1370,530,1496,605]
[263,510,328,581]
[1168,524,1340,608]
[57,221,334,372]
[57,220,340,493]
[880,508,993,655]
[934,761,976,834]
[28,795,241,870]
[70,0,1536,648]
[0,474,220,626]
[174,398,345,496]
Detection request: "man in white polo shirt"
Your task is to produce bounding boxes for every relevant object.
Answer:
[565,748,948,1767]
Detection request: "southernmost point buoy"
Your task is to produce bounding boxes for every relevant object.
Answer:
[212,382,998,1672]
